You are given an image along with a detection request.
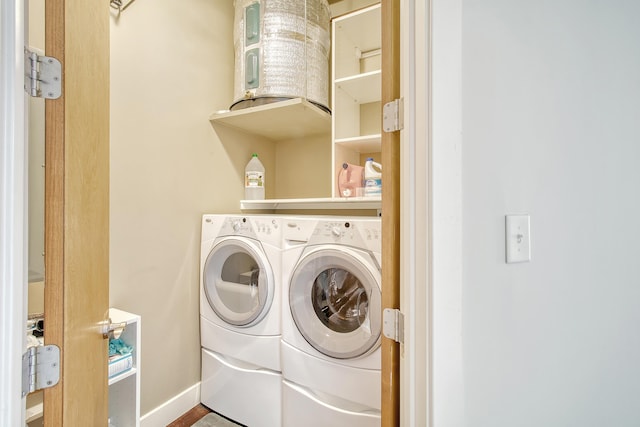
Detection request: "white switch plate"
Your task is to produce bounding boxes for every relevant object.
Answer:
[505,214,530,263]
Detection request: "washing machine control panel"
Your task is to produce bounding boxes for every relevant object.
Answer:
[310,220,381,252]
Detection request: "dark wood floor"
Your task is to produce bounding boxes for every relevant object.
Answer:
[166,404,212,427]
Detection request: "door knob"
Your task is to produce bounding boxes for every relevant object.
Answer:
[101,317,127,339]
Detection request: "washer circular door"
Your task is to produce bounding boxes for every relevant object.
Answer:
[289,245,381,359]
[203,236,274,327]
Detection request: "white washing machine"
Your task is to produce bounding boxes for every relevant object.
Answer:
[280,216,382,427]
[200,214,282,427]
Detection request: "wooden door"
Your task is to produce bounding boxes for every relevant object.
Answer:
[381,0,401,426]
[43,0,110,425]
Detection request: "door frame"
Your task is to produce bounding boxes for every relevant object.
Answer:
[3,0,436,425]
[43,0,111,425]
[399,0,431,424]
[0,0,28,425]
[399,0,464,426]
[381,0,402,425]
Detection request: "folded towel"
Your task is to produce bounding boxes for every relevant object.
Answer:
[108,338,133,356]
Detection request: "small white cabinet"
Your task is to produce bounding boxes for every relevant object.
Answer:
[331,3,382,197]
[108,308,141,427]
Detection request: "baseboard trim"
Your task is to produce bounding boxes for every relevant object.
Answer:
[140,382,201,427]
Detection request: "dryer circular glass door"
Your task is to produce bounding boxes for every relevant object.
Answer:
[203,236,274,327]
[289,246,381,359]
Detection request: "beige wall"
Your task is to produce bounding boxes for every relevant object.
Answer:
[274,135,332,199]
[109,0,376,416]
[109,0,277,415]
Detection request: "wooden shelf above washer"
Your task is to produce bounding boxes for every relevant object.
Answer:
[209,98,331,141]
[240,197,381,211]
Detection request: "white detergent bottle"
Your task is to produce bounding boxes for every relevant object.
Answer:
[364,157,382,197]
[244,153,265,200]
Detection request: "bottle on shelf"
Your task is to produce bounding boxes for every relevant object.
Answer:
[244,153,265,200]
[337,162,364,198]
[363,157,382,197]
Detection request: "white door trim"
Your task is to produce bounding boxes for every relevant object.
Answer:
[400,0,431,425]
[0,0,28,425]
[401,0,464,426]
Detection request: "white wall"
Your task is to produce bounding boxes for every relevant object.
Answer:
[461,1,640,425]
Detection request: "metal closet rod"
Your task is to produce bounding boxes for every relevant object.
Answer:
[110,0,137,13]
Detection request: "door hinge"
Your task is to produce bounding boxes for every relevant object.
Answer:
[383,98,404,133]
[382,308,404,343]
[22,345,60,397]
[24,48,62,99]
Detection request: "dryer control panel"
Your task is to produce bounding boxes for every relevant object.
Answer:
[202,216,281,247]
[218,216,258,239]
[249,217,282,248]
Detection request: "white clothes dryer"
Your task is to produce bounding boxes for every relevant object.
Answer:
[280,216,382,427]
[200,214,283,427]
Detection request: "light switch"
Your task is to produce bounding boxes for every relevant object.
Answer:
[505,214,530,263]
